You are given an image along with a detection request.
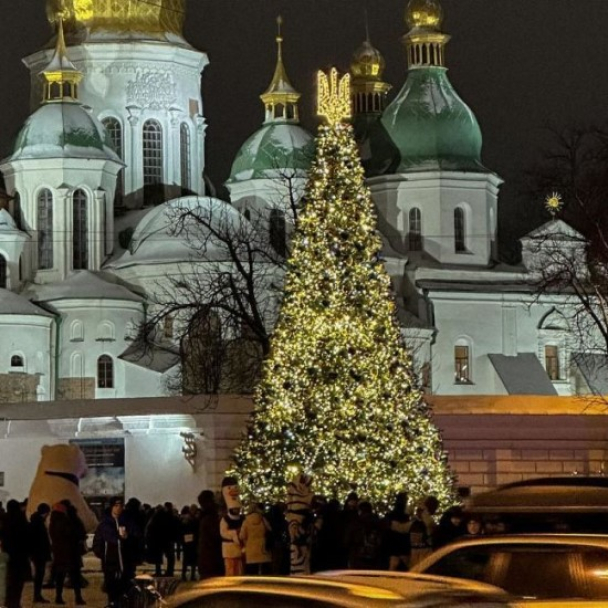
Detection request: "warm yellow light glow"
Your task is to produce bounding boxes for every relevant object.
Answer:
[545,191,563,216]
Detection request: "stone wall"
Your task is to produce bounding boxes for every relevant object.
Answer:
[0,373,40,402]
[57,378,95,400]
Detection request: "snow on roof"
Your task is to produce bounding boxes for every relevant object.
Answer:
[25,271,144,303]
[0,209,19,232]
[0,289,54,317]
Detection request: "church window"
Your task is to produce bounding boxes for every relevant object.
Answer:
[97,355,114,389]
[545,345,560,380]
[243,209,251,221]
[409,207,422,251]
[164,316,174,340]
[97,321,115,341]
[180,123,191,192]
[70,320,84,342]
[454,207,466,253]
[143,119,163,186]
[12,192,23,231]
[269,209,287,257]
[37,189,53,269]
[454,343,471,383]
[10,355,24,368]
[73,189,88,270]
[0,255,6,288]
[102,118,124,204]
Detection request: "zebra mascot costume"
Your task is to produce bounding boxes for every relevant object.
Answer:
[285,473,314,575]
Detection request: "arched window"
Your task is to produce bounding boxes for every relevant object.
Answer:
[70,320,84,342]
[73,189,88,269]
[181,309,222,394]
[102,117,123,204]
[143,119,163,186]
[10,355,24,368]
[269,209,287,257]
[454,339,472,384]
[97,321,115,341]
[97,355,114,389]
[0,255,6,288]
[454,207,466,253]
[409,207,422,251]
[38,188,53,269]
[12,192,23,231]
[180,123,191,192]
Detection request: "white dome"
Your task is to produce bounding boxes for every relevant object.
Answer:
[111,196,250,268]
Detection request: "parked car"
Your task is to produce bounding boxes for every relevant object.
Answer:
[412,533,608,605]
[467,476,608,533]
[167,574,514,608]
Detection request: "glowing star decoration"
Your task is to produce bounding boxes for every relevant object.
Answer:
[545,192,563,217]
[317,68,352,125]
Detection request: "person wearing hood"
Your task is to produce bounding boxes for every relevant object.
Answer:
[92,497,130,608]
[239,503,272,575]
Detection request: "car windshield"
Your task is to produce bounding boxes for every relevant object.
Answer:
[424,543,608,600]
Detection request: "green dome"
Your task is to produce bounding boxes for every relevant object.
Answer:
[228,123,314,183]
[369,66,485,174]
[10,102,119,162]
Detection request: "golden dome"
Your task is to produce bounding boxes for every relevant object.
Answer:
[351,39,386,80]
[406,0,443,30]
[46,0,185,40]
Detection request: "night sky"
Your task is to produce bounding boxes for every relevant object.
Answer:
[1,1,607,255]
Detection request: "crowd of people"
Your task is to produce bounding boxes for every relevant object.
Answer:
[0,490,498,608]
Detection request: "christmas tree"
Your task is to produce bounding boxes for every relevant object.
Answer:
[231,69,455,511]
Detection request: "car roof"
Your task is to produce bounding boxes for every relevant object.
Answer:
[317,570,511,603]
[168,574,511,608]
[412,533,608,572]
[168,576,410,607]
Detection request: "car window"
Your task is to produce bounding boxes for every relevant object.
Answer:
[178,591,343,608]
[424,546,493,583]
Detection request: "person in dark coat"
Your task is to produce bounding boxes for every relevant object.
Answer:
[313,499,346,572]
[346,501,383,569]
[180,505,198,581]
[29,502,52,604]
[122,498,145,581]
[3,499,31,608]
[92,497,131,608]
[196,490,223,579]
[384,492,411,571]
[145,502,180,576]
[434,506,465,548]
[48,501,86,605]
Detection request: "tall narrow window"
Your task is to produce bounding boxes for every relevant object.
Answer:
[38,189,54,269]
[409,207,422,251]
[102,117,123,204]
[0,255,6,288]
[545,345,560,380]
[454,345,471,383]
[454,207,466,253]
[143,119,163,186]
[180,123,191,192]
[97,355,114,389]
[269,209,287,257]
[73,189,88,270]
[12,192,23,231]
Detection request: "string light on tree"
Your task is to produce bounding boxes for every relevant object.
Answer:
[229,68,456,512]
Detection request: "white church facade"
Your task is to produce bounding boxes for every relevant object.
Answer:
[0,0,604,504]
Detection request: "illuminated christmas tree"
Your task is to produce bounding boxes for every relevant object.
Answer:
[231,69,455,511]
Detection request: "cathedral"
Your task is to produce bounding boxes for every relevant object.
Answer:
[0,0,603,505]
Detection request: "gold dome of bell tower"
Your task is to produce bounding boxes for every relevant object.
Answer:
[46,0,186,41]
[406,0,443,30]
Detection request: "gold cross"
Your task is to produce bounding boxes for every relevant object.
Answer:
[317,68,352,125]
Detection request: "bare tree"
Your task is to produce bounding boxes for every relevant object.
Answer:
[138,170,305,395]
[524,124,608,395]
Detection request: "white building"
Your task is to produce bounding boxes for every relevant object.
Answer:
[0,0,602,504]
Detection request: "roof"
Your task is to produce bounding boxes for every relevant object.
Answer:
[572,352,608,394]
[0,289,54,317]
[368,66,486,176]
[119,341,180,373]
[8,102,120,163]
[25,271,144,303]
[468,477,608,513]
[110,196,251,268]
[488,353,557,395]
[228,123,314,182]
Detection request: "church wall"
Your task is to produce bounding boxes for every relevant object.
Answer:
[24,44,208,207]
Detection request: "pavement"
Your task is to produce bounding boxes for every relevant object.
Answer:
[20,556,199,608]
